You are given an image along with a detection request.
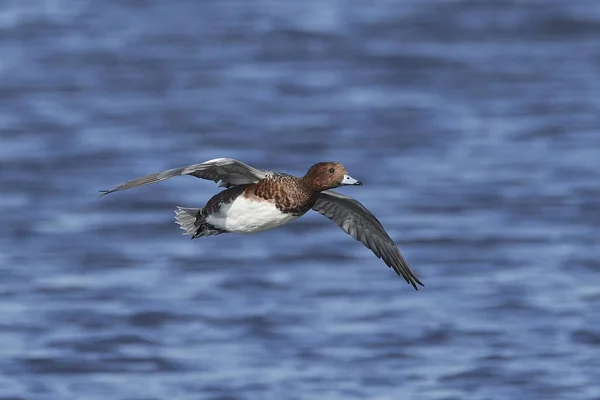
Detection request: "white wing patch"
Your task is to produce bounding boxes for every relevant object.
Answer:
[206,196,299,233]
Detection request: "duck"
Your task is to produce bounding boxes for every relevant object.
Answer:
[100,158,422,289]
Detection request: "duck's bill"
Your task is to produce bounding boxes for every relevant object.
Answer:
[341,174,363,186]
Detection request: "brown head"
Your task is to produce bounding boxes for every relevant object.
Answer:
[301,162,362,192]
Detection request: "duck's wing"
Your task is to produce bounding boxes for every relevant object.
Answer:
[312,190,423,290]
[99,158,269,196]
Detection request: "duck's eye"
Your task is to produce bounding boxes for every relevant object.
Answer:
[329,168,335,173]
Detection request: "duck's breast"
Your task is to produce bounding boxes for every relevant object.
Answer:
[206,195,300,233]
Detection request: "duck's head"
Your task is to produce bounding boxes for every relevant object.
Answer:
[303,162,362,192]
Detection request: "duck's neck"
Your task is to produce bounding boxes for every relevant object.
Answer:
[299,174,328,193]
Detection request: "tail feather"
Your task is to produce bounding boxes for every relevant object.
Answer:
[174,207,201,236]
[174,207,224,238]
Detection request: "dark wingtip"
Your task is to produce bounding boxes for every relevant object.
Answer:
[98,190,111,197]
[410,278,424,291]
[389,263,424,291]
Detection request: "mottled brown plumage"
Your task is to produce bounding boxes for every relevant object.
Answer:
[244,174,316,214]
[242,162,350,214]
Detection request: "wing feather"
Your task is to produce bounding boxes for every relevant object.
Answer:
[99,158,268,196]
[312,190,423,290]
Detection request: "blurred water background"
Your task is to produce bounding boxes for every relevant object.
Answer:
[1,0,599,399]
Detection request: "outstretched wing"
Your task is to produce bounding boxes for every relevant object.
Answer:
[99,158,268,196]
[312,190,423,290]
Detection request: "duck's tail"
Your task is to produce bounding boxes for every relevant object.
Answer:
[174,207,224,238]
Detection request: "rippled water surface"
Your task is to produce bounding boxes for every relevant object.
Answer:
[1,1,600,399]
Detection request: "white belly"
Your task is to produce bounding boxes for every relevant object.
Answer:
[206,196,300,233]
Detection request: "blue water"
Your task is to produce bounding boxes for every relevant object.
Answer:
[1,1,599,399]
